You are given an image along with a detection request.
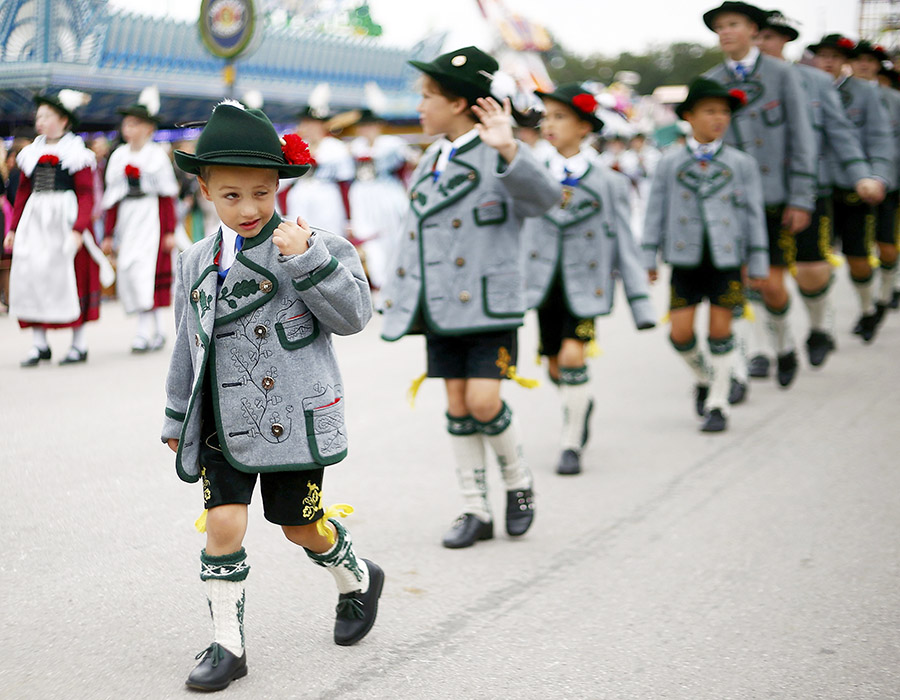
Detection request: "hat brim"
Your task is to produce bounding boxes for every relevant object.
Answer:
[534,91,605,131]
[703,5,768,31]
[766,25,799,41]
[675,94,743,120]
[408,60,490,103]
[174,150,311,179]
[117,107,161,123]
[807,43,854,58]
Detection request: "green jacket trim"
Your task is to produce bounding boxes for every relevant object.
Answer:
[292,255,340,291]
[275,316,320,349]
[480,276,525,320]
[304,408,349,465]
[214,254,278,326]
[240,213,280,250]
[165,407,186,421]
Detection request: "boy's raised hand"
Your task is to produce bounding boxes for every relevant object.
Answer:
[274,216,313,256]
[472,97,518,164]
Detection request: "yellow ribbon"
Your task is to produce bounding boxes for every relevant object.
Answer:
[407,372,427,408]
[535,352,542,366]
[506,365,540,389]
[660,311,670,324]
[743,302,755,322]
[194,509,208,533]
[317,504,354,545]
[585,339,603,358]
[826,253,844,268]
[869,254,881,270]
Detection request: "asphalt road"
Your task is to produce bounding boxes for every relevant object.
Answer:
[2,272,898,700]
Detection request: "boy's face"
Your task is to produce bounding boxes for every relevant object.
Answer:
[198,165,279,238]
[121,115,155,146]
[851,54,882,81]
[683,98,732,143]
[712,12,757,56]
[539,98,591,153]
[813,48,846,78]
[756,28,789,58]
[417,76,467,136]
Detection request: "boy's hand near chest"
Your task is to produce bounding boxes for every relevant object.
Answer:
[273,216,313,256]
[472,97,518,164]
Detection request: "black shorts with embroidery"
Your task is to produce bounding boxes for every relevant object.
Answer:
[426,329,517,379]
[536,276,595,357]
[199,391,324,526]
[875,189,899,246]
[670,249,744,311]
[791,197,834,263]
[765,204,793,267]
[832,187,874,258]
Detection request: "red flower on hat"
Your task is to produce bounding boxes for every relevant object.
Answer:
[837,38,854,49]
[37,154,59,166]
[572,93,598,114]
[875,44,887,53]
[281,134,314,166]
[125,165,141,179]
[728,89,748,106]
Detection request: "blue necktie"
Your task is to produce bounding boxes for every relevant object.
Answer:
[561,167,580,187]
[433,147,457,182]
[218,235,245,281]
[694,147,713,163]
[734,63,748,81]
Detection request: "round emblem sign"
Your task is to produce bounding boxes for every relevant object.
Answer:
[199,0,258,59]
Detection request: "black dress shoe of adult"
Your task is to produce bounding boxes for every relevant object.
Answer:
[334,559,384,646]
[442,514,493,549]
[20,346,51,367]
[727,377,747,405]
[748,355,770,379]
[701,408,727,433]
[805,331,835,367]
[185,643,247,692]
[858,313,879,343]
[776,351,798,388]
[890,289,900,310]
[506,488,535,536]
[59,347,88,365]
[556,449,581,475]
[694,384,709,417]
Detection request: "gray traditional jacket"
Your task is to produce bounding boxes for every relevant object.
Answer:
[878,83,900,192]
[825,76,895,190]
[793,63,871,196]
[523,162,655,329]
[161,213,372,483]
[705,53,816,212]
[642,143,769,279]
[380,136,561,340]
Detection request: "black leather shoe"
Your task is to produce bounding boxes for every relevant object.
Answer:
[556,449,581,475]
[694,384,709,417]
[185,643,247,692]
[858,313,879,343]
[873,302,888,327]
[748,355,770,379]
[727,377,747,405]
[442,514,493,549]
[334,559,384,646]
[805,331,835,368]
[701,408,727,433]
[890,289,900,310]
[20,346,51,367]
[59,347,88,365]
[776,351,798,388]
[580,399,594,449]
[506,488,535,536]
[852,317,864,336]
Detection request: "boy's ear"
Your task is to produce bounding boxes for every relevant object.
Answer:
[451,96,470,117]
[197,176,212,202]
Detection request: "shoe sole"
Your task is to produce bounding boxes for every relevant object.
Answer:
[442,527,494,549]
[185,662,248,691]
[335,562,384,647]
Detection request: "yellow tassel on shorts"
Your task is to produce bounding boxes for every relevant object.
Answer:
[586,339,603,358]
[317,504,355,545]
[506,365,540,388]
[194,509,208,533]
[407,372,427,408]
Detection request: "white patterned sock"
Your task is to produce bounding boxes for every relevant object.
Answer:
[307,519,370,595]
[200,548,249,656]
[879,264,897,304]
[672,336,711,386]
[765,302,795,355]
[853,274,876,315]
[449,429,491,521]
[32,327,48,350]
[479,404,532,491]
[559,369,592,452]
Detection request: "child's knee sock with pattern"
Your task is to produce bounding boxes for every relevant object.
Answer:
[446,414,490,522]
[477,402,531,491]
[200,547,249,656]
[306,518,370,595]
[558,365,592,452]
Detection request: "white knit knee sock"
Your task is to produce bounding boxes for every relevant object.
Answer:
[671,336,711,386]
[707,337,734,414]
[32,327,48,350]
[200,548,249,656]
[764,301,795,355]
[306,519,370,595]
[447,415,491,521]
[559,366,592,452]
[478,403,532,491]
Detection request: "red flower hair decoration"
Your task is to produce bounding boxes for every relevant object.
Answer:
[837,37,854,49]
[572,93,598,115]
[125,165,141,179]
[280,134,315,166]
[728,89,748,106]
[37,154,60,166]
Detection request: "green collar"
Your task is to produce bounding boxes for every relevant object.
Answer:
[241,212,281,250]
[453,134,482,158]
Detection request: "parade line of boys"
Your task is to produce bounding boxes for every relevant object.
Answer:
[3,1,898,692]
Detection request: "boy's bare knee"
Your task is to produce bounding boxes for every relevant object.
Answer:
[205,504,248,554]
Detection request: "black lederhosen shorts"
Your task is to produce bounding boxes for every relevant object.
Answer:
[426,329,518,379]
[791,197,834,263]
[536,275,595,357]
[764,204,790,267]
[832,187,875,258]
[875,189,899,247]
[199,375,324,527]
[670,246,744,311]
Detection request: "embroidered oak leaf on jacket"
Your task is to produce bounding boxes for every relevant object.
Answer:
[220,279,263,309]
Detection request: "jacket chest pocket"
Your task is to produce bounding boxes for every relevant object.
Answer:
[761,101,785,127]
[482,270,522,318]
[473,196,508,227]
[275,303,319,350]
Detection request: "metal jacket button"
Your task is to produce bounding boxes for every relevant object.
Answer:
[452,219,462,228]
[585,230,594,238]
[675,241,686,250]
[191,289,200,302]
[384,299,393,308]
[467,172,476,180]
[259,279,273,293]
[271,423,284,437]
[409,231,416,240]
[529,251,538,259]
[262,376,275,390]
[455,257,465,267]
[589,261,598,269]
[594,288,604,296]
[459,291,471,303]
[397,267,406,277]
[591,201,599,209]
[254,325,267,338]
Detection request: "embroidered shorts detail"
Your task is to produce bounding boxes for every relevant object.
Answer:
[670,260,744,311]
[199,431,325,526]
[536,276,595,357]
[426,329,518,379]
[831,187,875,258]
[793,197,834,263]
[874,190,899,247]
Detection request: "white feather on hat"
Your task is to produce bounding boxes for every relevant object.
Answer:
[215,98,245,111]
[242,89,264,110]
[308,83,331,119]
[57,89,90,113]
[364,81,387,114]
[478,69,518,103]
[137,85,160,117]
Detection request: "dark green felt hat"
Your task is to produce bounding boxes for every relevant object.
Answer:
[853,40,891,62]
[174,101,312,178]
[676,78,746,119]
[33,89,89,127]
[534,83,604,131]
[409,46,498,105]
[807,34,856,57]
[760,10,799,41]
[703,1,768,31]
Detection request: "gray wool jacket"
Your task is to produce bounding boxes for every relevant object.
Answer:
[826,76,895,191]
[705,52,816,212]
[792,63,872,196]
[380,136,561,341]
[161,213,372,483]
[641,143,769,279]
[523,162,656,329]
[878,83,900,191]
